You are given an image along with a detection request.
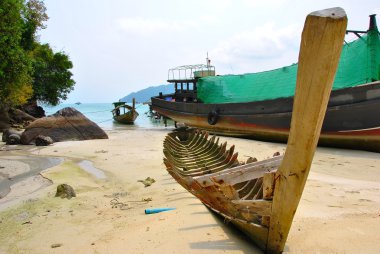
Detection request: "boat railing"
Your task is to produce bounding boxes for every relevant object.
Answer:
[167,64,215,82]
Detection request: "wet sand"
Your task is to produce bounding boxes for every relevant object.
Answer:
[0,128,379,253]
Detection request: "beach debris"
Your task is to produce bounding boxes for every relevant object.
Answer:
[138,177,156,187]
[20,107,108,145]
[122,197,152,203]
[246,157,258,164]
[55,184,76,199]
[104,191,128,198]
[35,135,54,146]
[145,207,176,214]
[51,243,63,248]
[273,151,281,157]
[110,198,130,210]
[95,149,108,153]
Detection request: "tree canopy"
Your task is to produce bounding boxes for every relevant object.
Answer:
[0,0,33,106]
[0,0,75,107]
[31,44,75,105]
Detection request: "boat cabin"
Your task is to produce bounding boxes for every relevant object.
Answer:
[164,62,215,103]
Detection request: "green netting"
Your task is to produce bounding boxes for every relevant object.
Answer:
[198,30,380,104]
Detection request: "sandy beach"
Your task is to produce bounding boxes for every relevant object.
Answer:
[0,128,379,253]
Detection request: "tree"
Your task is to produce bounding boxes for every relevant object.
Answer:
[0,0,33,106]
[21,0,48,51]
[31,44,75,105]
[0,0,75,109]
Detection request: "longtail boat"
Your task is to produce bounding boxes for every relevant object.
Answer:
[152,13,380,152]
[163,8,347,253]
[112,98,139,124]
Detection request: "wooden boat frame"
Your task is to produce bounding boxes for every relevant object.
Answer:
[162,8,348,253]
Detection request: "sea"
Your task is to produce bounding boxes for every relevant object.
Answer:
[42,103,174,131]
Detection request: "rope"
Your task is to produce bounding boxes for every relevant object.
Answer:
[97,118,113,124]
[82,109,112,114]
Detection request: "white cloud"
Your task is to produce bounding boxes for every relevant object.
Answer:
[117,16,218,36]
[242,0,286,8]
[210,22,301,74]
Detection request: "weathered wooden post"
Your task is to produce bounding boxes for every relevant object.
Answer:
[267,7,347,253]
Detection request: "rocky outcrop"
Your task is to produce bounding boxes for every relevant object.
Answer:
[21,101,46,118]
[0,106,36,130]
[9,108,36,123]
[21,107,108,144]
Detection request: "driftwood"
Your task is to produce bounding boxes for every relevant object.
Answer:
[163,7,347,254]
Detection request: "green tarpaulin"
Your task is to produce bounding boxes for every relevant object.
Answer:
[197,29,380,104]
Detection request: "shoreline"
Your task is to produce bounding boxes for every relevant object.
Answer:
[0,128,379,253]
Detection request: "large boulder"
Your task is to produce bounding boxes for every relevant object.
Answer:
[8,108,36,123]
[0,106,35,130]
[21,107,108,144]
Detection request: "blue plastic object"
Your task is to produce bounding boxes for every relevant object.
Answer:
[145,207,176,214]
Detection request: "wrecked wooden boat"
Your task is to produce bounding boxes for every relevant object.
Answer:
[163,8,347,253]
[112,98,139,124]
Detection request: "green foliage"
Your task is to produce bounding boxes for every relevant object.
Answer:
[21,0,48,51]
[0,0,33,106]
[31,44,75,106]
[0,0,75,107]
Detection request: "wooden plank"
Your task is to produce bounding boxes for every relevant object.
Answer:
[204,203,269,250]
[263,171,276,200]
[267,8,347,254]
[210,160,279,187]
[194,155,282,187]
[232,200,272,216]
[262,216,270,227]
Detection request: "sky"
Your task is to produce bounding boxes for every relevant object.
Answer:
[39,0,380,103]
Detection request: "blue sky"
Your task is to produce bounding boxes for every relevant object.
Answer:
[40,0,380,103]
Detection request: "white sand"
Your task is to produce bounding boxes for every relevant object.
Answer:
[0,128,379,253]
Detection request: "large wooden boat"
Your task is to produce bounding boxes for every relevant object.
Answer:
[112,98,139,124]
[163,8,347,253]
[152,14,380,152]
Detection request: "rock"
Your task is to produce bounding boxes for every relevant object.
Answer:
[2,129,23,144]
[21,101,45,118]
[7,134,21,145]
[273,151,281,157]
[246,157,258,164]
[21,107,108,145]
[9,108,36,123]
[35,135,54,146]
[55,184,76,199]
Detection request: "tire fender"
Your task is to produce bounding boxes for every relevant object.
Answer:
[207,110,219,125]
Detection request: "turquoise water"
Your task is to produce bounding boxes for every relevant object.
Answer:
[42,103,173,130]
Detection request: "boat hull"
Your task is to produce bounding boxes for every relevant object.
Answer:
[113,110,139,124]
[152,82,380,152]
